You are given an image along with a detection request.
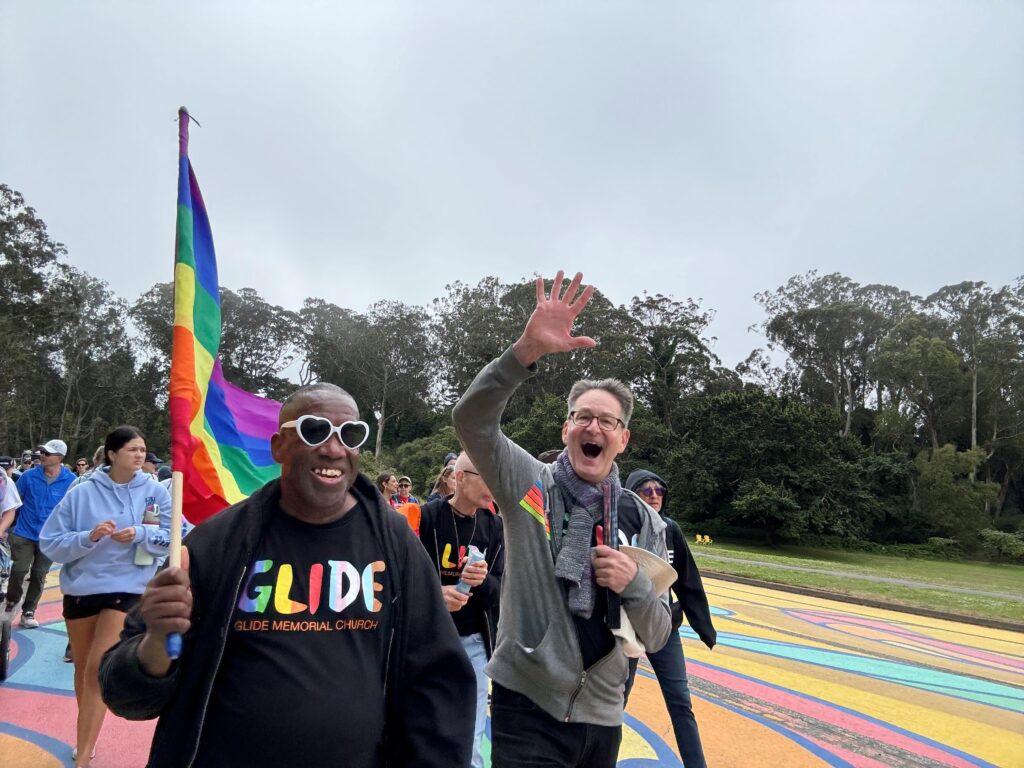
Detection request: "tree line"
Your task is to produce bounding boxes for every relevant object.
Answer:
[2,184,1022,560]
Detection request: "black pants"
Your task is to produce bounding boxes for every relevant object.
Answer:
[6,534,51,613]
[490,683,622,768]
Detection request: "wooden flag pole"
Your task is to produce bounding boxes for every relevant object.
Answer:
[166,470,184,658]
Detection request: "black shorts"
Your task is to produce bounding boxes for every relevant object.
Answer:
[63,592,141,620]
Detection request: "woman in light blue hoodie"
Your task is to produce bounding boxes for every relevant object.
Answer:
[40,425,171,767]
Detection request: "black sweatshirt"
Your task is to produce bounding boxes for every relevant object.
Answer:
[417,498,504,654]
[624,469,717,649]
[99,476,475,768]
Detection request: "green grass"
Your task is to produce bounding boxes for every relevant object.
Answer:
[691,542,1024,624]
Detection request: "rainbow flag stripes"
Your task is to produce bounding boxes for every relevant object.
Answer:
[518,480,550,539]
[169,109,281,524]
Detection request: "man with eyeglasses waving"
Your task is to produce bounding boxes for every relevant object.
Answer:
[101,383,475,768]
[453,272,672,768]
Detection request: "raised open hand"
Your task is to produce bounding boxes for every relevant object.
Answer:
[512,271,596,366]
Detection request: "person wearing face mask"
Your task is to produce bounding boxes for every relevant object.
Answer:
[623,469,716,768]
[100,383,474,768]
[453,272,671,768]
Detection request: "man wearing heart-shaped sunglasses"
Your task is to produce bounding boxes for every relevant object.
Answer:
[101,383,476,768]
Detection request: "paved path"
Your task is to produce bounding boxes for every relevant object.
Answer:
[693,552,1024,601]
[2,573,1022,766]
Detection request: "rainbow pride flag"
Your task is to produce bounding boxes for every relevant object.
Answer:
[169,108,281,524]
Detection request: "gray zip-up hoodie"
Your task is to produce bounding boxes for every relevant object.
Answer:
[454,346,672,726]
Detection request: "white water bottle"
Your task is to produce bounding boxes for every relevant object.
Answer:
[133,500,160,566]
[456,545,486,594]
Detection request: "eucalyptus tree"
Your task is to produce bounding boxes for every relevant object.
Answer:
[927,281,1015,451]
[756,272,885,437]
[45,266,139,454]
[626,292,718,431]
[218,287,299,399]
[0,184,67,448]
[300,298,433,456]
[133,283,299,399]
[872,315,964,451]
[431,275,634,421]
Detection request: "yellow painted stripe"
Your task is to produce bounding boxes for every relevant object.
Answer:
[691,648,1021,765]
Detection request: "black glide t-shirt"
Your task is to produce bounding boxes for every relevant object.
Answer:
[194,500,389,768]
[572,494,644,669]
[424,500,492,637]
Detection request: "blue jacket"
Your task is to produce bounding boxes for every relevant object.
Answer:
[14,465,76,540]
[39,467,172,596]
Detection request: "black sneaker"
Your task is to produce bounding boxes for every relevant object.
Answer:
[63,643,73,663]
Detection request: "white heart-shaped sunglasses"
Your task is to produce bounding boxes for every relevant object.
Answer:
[281,415,370,450]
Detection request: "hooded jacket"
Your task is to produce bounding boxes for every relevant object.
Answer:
[40,467,172,596]
[453,347,672,727]
[99,475,474,768]
[625,469,716,649]
[13,464,76,540]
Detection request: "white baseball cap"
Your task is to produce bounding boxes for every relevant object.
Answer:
[39,439,68,457]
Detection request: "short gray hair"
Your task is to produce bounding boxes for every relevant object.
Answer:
[567,379,634,426]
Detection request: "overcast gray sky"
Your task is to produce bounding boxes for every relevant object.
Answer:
[2,1,1022,368]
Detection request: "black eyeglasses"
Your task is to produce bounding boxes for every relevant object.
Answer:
[568,411,626,431]
[639,486,665,498]
[398,482,412,488]
[281,415,370,450]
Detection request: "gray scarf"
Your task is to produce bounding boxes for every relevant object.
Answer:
[551,451,621,618]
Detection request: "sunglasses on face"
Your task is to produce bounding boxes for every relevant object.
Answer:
[398,483,411,488]
[38,450,53,457]
[639,486,665,498]
[281,415,370,450]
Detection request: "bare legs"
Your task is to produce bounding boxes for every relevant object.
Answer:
[66,609,128,767]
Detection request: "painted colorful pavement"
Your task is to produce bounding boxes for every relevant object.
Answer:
[2,573,1021,767]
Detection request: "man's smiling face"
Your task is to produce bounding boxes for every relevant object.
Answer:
[561,388,630,484]
[272,389,362,523]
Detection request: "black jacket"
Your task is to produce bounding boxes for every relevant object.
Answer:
[99,476,475,768]
[417,497,505,656]
[625,469,717,649]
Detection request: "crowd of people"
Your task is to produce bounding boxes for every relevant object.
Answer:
[1,438,176,764]
[2,272,716,768]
